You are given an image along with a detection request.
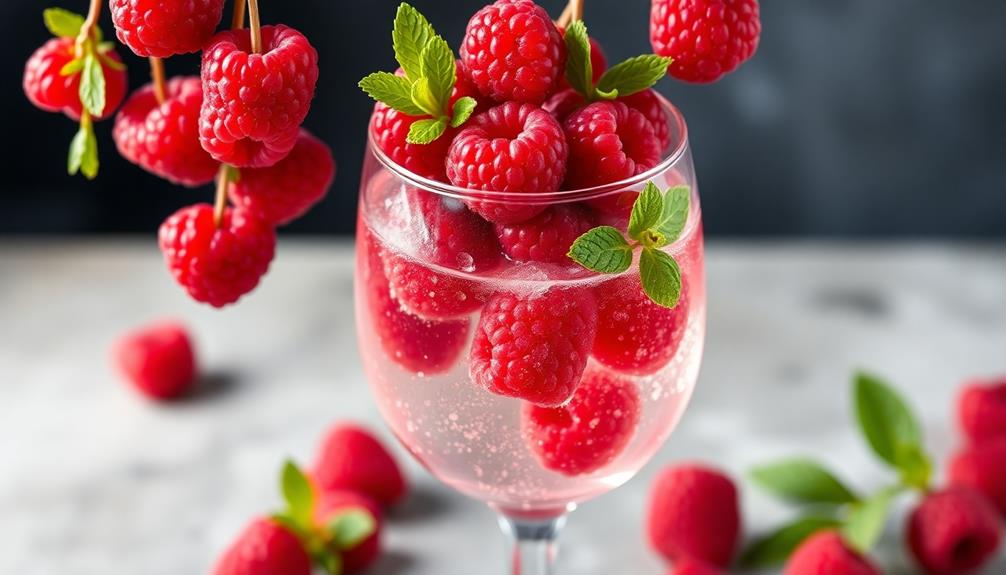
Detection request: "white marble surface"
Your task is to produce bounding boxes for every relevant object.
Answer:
[1,239,1005,574]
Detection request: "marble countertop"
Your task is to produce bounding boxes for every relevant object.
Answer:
[1,239,1004,574]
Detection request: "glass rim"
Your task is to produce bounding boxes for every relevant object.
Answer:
[366,92,690,203]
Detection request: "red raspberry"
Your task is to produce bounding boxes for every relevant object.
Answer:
[381,254,489,320]
[312,423,408,508]
[647,464,740,566]
[228,130,335,226]
[460,0,566,103]
[949,438,1006,515]
[593,276,689,375]
[907,487,1003,575]
[213,518,311,575]
[199,25,318,168]
[113,76,219,187]
[314,490,382,572]
[542,88,586,122]
[650,0,761,83]
[112,320,196,400]
[564,101,662,190]
[958,378,1006,445]
[783,531,880,575]
[470,287,598,407]
[495,204,595,264]
[669,559,726,575]
[110,0,225,58]
[447,102,568,224]
[620,88,672,152]
[556,26,607,91]
[521,369,641,475]
[23,37,127,121]
[158,204,276,308]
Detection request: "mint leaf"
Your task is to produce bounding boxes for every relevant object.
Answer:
[639,247,682,308]
[407,118,446,144]
[842,487,898,554]
[280,460,314,531]
[750,458,858,505]
[359,72,425,115]
[895,442,933,491]
[60,57,84,77]
[316,552,342,575]
[79,54,105,118]
[327,508,377,550]
[68,117,98,179]
[392,3,435,81]
[450,96,477,128]
[410,77,441,118]
[568,226,633,273]
[563,20,593,99]
[740,516,842,569]
[44,7,84,38]
[628,182,663,240]
[653,185,690,244]
[421,35,455,114]
[597,54,671,98]
[97,53,126,72]
[853,372,925,472]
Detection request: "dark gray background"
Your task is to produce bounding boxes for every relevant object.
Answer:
[3,0,1004,237]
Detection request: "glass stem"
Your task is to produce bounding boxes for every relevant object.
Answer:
[498,513,567,575]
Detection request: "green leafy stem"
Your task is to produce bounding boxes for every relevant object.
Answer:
[563,20,671,103]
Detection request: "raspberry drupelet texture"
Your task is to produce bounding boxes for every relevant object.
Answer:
[313,490,383,571]
[564,101,663,189]
[495,204,596,264]
[158,204,276,308]
[958,378,1006,445]
[23,37,127,121]
[114,76,220,187]
[949,438,1006,515]
[312,423,408,508]
[783,531,880,575]
[650,0,761,83]
[522,369,641,475]
[907,487,1003,575]
[213,518,312,575]
[470,287,598,407]
[110,0,225,58]
[112,320,196,400]
[447,101,568,224]
[620,88,672,151]
[460,0,566,103]
[199,25,318,168]
[228,130,335,226]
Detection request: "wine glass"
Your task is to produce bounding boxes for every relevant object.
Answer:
[354,95,705,574]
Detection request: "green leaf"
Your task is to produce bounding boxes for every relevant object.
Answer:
[79,54,105,118]
[392,3,436,81]
[421,35,455,114]
[842,487,898,554]
[224,164,242,184]
[97,53,126,72]
[317,552,342,575]
[60,58,85,77]
[639,247,682,309]
[895,442,933,491]
[359,72,425,115]
[450,96,477,128]
[280,460,314,531]
[750,458,859,505]
[410,77,441,118]
[567,226,633,273]
[740,516,843,569]
[653,185,690,245]
[853,372,925,471]
[407,118,447,144]
[596,54,672,98]
[43,7,84,38]
[627,182,663,240]
[563,20,593,99]
[327,508,377,550]
[68,117,98,179]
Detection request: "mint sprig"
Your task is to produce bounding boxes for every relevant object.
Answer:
[568,181,689,309]
[359,3,476,144]
[563,19,671,102]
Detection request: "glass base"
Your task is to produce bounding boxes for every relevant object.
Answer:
[497,511,570,575]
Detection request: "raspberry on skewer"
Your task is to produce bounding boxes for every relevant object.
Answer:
[110,0,226,58]
[650,0,761,84]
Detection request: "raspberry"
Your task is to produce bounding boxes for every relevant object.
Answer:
[949,438,1006,515]
[23,37,127,121]
[556,26,607,91]
[228,130,335,226]
[907,487,1003,575]
[522,369,641,475]
[783,531,880,575]
[564,101,662,191]
[470,287,598,407]
[314,490,382,572]
[670,559,726,575]
[110,0,225,58]
[650,0,761,83]
[312,423,408,508]
[447,102,568,224]
[495,204,595,264]
[112,320,196,400]
[158,204,276,308]
[460,0,565,103]
[593,276,689,375]
[620,88,672,152]
[381,254,489,320]
[199,25,318,168]
[113,76,219,187]
[958,378,1006,445]
[212,518,311,575]
[542,88,586,122]
[647,464,740,566]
